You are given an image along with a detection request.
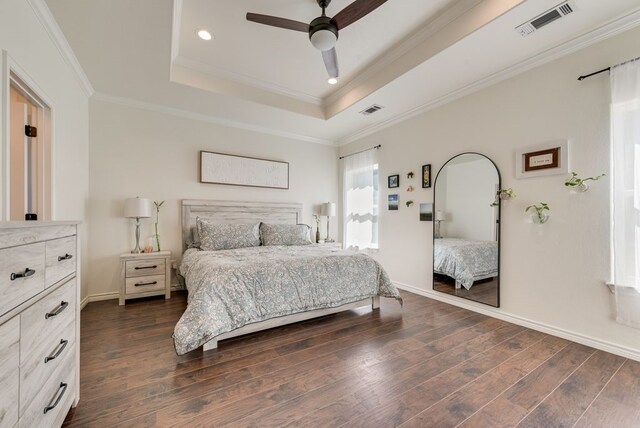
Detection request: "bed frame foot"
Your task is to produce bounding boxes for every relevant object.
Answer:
[372,296,380,310]
[455,281,462,290]
[202,339,218,351]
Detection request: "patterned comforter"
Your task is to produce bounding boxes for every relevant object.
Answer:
[433,238,498,290]
[173,245,401,355]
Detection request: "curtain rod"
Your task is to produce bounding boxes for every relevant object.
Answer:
[578,56,640,81]
[339,145,381,160]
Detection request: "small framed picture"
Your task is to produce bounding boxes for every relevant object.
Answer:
[422,164,431,188]
[388,174,400,188]
[419,203,433,221]
[388,194,399,210]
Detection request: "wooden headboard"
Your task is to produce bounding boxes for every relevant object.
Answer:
[181,200,303,251]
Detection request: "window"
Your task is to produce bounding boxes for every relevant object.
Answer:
[610,59,640,328]
[342,149,379,250]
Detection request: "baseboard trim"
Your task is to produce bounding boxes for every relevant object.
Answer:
[394,281,640,362]
[80,292,119,310]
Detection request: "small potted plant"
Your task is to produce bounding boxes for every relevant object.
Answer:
[525,202,550,224]
[490,188,516,207]
[564,172,605,192]
[313,214,321,243]
[153,200,165,251]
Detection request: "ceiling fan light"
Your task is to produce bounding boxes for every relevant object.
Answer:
[327,77,338,85]
[310,28,337,51]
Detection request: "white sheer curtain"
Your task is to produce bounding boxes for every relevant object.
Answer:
[611,58,640,328]
[342,149,379,250]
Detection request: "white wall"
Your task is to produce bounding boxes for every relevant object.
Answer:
[339,26,640,357]
[438,157,497,241]
[0,0,89,298]
[88,99,339,298]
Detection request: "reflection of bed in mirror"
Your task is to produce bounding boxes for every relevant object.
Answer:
[433,238,498,289]
[433,152,500,308]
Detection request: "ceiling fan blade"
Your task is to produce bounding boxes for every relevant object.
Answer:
[246,13,309,32]
[322,48,339,78]
[331,0,388,30]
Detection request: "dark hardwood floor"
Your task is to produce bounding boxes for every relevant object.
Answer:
[64,291,640,427]
[434,274,498,307]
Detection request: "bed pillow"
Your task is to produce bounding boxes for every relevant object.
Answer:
[260,223,312,246]
[196,218,261,251]
[185,226,201,249]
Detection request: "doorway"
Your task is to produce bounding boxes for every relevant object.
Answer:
[9,73,52,221]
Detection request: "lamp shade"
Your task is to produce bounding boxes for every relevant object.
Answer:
[435,210,446,221]
[124,197,151,218]
[319,202,336,217]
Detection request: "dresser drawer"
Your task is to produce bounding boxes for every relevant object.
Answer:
[125,258,165,277]
[20,316,75,414]
[125,274,165,294]
[45,236,76,288]
[0,317,20,428]
[0,243,45,317]
[20,278,76,365]
[19,351,75,428]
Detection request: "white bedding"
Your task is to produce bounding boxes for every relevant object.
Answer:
[434,238,498,290]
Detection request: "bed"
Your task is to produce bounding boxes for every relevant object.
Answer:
[173,200,401,355]
[433,238,498,290]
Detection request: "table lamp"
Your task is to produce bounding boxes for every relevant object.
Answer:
[124,197,151,253]
[320,202,337,242]
[435,210,446,239]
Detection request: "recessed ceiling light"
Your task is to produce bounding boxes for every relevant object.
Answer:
[197,29,212,41]
[327,77,338,85]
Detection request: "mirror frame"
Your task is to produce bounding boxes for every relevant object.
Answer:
[432,152,501,308]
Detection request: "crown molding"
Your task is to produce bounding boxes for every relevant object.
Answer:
[324,0,482,109]
[26,0,94,97]
[338,6,640,146]
[170,0,182,64]
[91,92,337,147]
[172,56,323,106]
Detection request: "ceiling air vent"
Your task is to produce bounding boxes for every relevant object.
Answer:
[360,104,384,116]
[515,1,576,37]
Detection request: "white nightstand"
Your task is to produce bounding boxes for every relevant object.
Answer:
[119,251,171,305]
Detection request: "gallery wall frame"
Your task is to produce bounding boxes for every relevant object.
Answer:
[199,151,289,190]
[516,140,569,179]
[422,164,432,188]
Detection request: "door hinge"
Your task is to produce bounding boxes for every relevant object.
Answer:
[25,125,37,138]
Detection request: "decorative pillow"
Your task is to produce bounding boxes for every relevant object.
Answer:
[260,223,312,246]
[196,218,260,251]
[185,226,200,249]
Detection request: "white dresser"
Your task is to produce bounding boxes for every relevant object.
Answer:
[0,222,80,428]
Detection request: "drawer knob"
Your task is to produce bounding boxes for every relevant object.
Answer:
[134,265,158,270]
[44,382,68,414]
[10,267,36,281]
[45,301,69,319]
[45,339,69,363]
[58,253,73,262]
[134,281,158,287]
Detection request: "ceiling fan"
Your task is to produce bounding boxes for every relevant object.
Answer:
[247,0,388,82]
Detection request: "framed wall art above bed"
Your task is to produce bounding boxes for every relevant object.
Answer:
[199,151,289,189]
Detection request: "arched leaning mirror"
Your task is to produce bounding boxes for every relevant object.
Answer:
[433,153,500,307]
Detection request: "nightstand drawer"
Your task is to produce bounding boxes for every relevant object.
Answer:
[125,258,165,278]
[45,236,76,288]
[125,274,165,294]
